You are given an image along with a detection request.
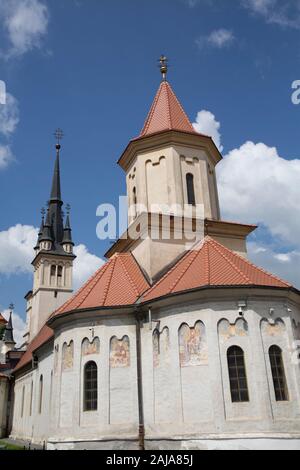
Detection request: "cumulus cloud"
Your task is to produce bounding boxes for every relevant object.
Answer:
[0,144,14,169]
[242,0,300,29]
[0,224,38,275]
[73,244,104,290]
[0,93,19,136]
[0,224,104,290]
[196,29,235,50]
[0,0,49,58]
[217,141,300,247]
[2,309,26,347]
[193,110,223,152]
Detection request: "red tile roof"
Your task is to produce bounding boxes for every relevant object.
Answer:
[0,313,7,324]
[139,81,199,137]
[52,253,150,317]
[14,325,54,373]
[15,239,292,373]
[142,237,291,302]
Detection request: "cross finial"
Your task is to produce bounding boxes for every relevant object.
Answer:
[54,128,64,150]
[159,55,168,81]
[41,207,46,219]
[9,303,14,312]
[66,203,71,215]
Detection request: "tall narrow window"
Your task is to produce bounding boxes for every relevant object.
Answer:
[57,266,63,287]
[50,265,56,286]
[133,187,137,206]
[269,346,289,402]
[38,375,43,414]
[186,173,196,206]
[84,361,98,412]
[227,346,249,403]
[29,381,33,416]
[21,386,25,418]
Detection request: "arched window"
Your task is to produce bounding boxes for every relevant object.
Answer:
[186,173,196,206]
[269,346,289,402]
[227,346,249,403]
[84,361,98,412]
[133,187,137,206]
[57,266,63,287]
[38,375,43,414]
[50,265,56,286]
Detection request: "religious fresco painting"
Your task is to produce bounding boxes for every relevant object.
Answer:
[62,341,74,371]
[81,337,100,356]
[153,327,170,368]
[110,336,130,368]
[261,319,286,337]
[218,318,248,343]
[179,321,208,367]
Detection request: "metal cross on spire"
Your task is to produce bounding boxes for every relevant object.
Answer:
[54,128,64,149]
[159,55,168,81]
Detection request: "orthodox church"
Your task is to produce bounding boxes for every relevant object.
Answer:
[9,59,300,450]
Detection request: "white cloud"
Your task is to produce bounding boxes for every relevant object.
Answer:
[0,144,14,169]
[196,29,235,50]
[73,244,104,290]
[193,110,223,152]
[242,0,300,29]
[0,93,19,136]
[217,141,300,247]
[0,224,38,275]
[2,309,26,347]
[0,225,104,291]
[248,242,300,289]
[0,0,49,58]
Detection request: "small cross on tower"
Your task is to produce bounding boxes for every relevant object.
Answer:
[159,55,168,81]
[54,128,64,150]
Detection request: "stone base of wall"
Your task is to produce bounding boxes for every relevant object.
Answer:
[47,440,140,451]
[47,437,300,451]
[145,438,300,451]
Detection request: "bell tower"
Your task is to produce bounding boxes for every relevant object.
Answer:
[25,131,76,342]
[106,58,255,280]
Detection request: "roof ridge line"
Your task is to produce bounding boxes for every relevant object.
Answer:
[165,82,173,130]
[208,238,252,283]
[102,256,118,306]
[167,81,194,131]
[165,247,200,294]
[54,261,109,316]
[141,82,163,136]
[209,237,291,287]
[119,255,142,297]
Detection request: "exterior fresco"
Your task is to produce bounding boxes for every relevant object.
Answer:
[62,341,74,371]
[110,336,130,368]
[81,337,100,356]
[261,319,286,337]
[179,321,208,367]
[218,318,248,343]
[153,327,170,368]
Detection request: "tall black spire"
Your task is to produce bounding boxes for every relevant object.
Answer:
[3,306,15,345]
[62,205,74,246]
[48,143,64,245]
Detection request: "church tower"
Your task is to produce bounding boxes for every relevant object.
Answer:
[107,57,255,280]
[24,134,76,342]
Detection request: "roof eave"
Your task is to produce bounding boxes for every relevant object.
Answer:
[118,130,222,172]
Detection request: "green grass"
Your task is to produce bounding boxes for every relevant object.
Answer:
[0,440,24,451]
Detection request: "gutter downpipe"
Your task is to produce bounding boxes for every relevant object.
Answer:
[135,307,145,451]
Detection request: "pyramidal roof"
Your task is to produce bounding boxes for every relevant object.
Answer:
[142,237,291,302]
[139,81,199,137]
[52,253,150,317]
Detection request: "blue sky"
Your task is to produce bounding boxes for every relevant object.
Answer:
[0,0,300,341]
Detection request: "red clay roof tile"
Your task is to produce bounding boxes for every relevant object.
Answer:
[14,325,54,373]
[139,81,199,137]
[52,253,150,317]
[142,237,291,302]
